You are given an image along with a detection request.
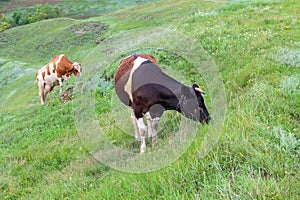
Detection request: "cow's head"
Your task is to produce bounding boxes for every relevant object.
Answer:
[71,62,82,76]
[180,84,210,124]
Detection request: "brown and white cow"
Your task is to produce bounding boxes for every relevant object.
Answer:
[36,54,81,105]
[114,54,210,153]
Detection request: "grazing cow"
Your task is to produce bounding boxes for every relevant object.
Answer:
[36,54,81,105]
[114,54,210,153]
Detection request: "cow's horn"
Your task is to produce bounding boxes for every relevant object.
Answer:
[195,87,205,94]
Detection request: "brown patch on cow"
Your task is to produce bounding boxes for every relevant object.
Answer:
[46,64,51,76]
[42,54,74,78]
[50,55,59,73]
[42,71,45,81]
[114,54,158,86]
[54,55,73,78]
[72,69,79,76]
[65,68,73,77]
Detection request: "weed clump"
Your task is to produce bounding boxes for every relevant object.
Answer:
[271,126,299,156]
[273,47,300,68]
[281,75,300,93]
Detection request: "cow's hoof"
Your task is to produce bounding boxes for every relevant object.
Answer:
[140,142,146,154]
[151,135,158,146]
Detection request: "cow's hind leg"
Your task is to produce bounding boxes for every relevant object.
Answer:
[130,109,140,141]
[151,117,160,146]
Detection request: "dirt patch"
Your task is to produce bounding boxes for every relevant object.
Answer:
[67,21,107,44]
[0,0,62,14]
[68,22,107,34]
[60,86,73,103]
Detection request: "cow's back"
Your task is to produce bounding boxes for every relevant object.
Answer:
[132,61,181,94]
[114,54,157,106]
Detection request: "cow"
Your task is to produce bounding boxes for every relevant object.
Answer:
[114,54,210,154]
[36,54,81,105]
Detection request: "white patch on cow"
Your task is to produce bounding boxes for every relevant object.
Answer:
[56,54,64,67]
[62,74,70,79]
[124,57,148,102]
[137,117,147,154]
[72,62,82,76]
[145,112,153,138]
[36,69,44,83]
[137,118,146,132]
[49,62,55,73]
[41,62,59,88]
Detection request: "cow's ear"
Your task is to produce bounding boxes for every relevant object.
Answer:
[192,84,199,90]
[192,83,205,94]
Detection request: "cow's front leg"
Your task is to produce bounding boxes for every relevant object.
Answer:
[43,85,51,105]
[58,77,63,93]
[146,112,160,146]
[40,91,46,105]
[37,81,45,105]
[149,104,164,146]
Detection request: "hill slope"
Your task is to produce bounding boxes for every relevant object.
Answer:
[0,0,299,199]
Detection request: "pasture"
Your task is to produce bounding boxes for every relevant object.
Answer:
[0,0,299,199]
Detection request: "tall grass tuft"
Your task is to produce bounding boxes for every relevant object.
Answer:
[281,75,300,93]
[273,47,300,68]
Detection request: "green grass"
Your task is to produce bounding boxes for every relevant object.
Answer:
[0,0,299,199]
[0,18,107,65]
[0,0,162,19]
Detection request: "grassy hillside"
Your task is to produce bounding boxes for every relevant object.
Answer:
[0,0,161,18]
[0,0,299,199]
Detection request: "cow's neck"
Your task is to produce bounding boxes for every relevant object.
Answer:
[160,86,183,112]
